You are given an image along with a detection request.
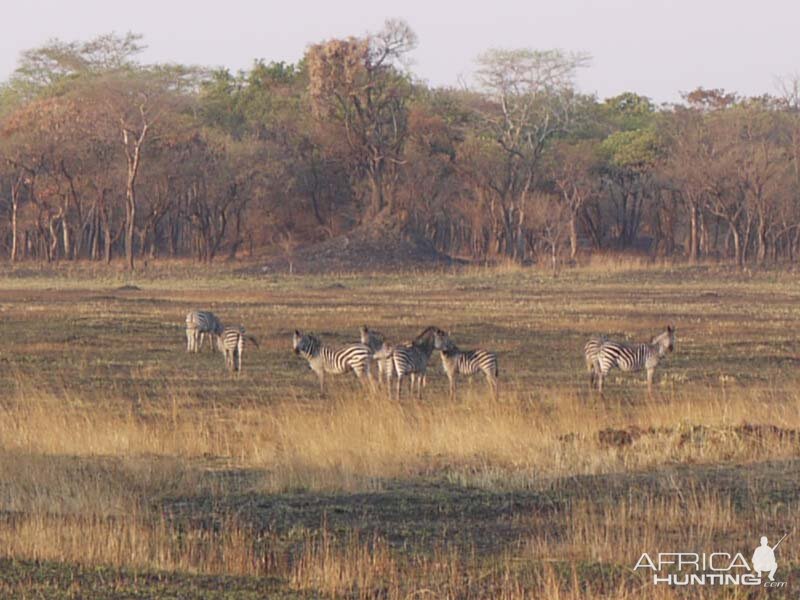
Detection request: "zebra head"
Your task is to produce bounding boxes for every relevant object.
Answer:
[360,325,385,351]
[293,330,319,357]
[652,325,676,355]
[412,326,446,355]
[433,330,455,351]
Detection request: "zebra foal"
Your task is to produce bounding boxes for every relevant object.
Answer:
[292,330,373,394]
[185,310,223,353]
[218,326,259,373]
[433,330,499,401]
[587,326,675,394]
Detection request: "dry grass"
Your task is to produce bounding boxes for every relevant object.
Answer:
[1,383,798,493]
[0,266,797,597]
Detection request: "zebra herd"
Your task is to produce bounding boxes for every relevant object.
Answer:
[187,309,676,397]
[292,326,499,400]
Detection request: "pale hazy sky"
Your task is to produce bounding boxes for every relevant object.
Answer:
[2,0,798,103]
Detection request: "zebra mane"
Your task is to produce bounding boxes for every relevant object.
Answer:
[361,326,385,341]
[650,326,675,354]
[414,326,442,343]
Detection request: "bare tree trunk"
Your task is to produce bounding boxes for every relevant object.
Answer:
[732,226,743,270]
[688,199,699,264]
[756,213,768,265]
[122,119,148,271]
[569,212,579,259]
[10,173,24,263]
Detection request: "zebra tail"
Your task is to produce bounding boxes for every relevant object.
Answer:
[246,335,260,348]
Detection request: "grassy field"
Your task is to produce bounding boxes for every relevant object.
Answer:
[0,261,799,598]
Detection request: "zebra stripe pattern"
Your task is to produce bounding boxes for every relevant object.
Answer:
[583,335,607,388]
[218,326,259,373]
[434,330,499,400]
[589,326,675,394]
[391,326,442,400]
[293,330,373,393]
[360,325,394,387]
[186,310,223,353]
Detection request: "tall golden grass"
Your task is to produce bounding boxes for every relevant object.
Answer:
[0,380,797,595]
[2,382,799,493]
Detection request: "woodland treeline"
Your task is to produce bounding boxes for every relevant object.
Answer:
[2,24,800,270]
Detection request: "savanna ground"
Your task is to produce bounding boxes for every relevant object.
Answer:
[0,260,799,598]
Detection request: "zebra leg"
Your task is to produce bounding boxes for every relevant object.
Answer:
[486,373,498,401]
[236,338,244,373]
[186,328,193,352]
[395,374,403,401]
[646,368,654,396]
[448,374,456,401]
[365,368,376,392]
[317,371,325,395]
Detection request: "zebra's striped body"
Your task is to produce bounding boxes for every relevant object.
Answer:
[360,325,393,387]
[434,331,499,400]
[583,335,607,388]
[293,330,373,393]
[391,326,443,400]
[186,310,223,353]
[590,326,675,394]
[217,326,259,373]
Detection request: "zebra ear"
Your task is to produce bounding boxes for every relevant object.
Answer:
[294,329,300,336]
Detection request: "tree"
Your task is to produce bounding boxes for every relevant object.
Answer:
[598,94,661,249]
[79,68,192,269]
[545,139,601,258]
[471,48,590,260]
[306,19,416,219]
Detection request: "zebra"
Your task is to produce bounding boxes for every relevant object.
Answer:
[391,326,443,401]
[292,330,373,394]
[217,326,259,373]
[583,335,608,389]
[359,325,394,387]
[185,310,224,353]
[433,330,499,401]
[589,326,676,394]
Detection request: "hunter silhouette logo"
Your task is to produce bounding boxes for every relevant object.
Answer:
[752,534,787,582]
[633,532,790,587]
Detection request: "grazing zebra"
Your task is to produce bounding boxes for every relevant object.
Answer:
[391,326,443,401]
[583,335,608,389]
[186,310,223,353]
[433,330,499,401]
[589,326,676,394]
[292,330,373,394]
[217,326,259,373]
[359,325,394,387]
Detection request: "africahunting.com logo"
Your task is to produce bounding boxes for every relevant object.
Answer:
[633,534,789,588]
